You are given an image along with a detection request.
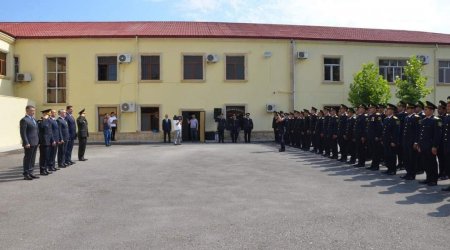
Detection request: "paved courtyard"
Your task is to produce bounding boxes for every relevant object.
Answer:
[0,143,449,250]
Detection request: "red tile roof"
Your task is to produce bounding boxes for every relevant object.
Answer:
[1,21,450,45]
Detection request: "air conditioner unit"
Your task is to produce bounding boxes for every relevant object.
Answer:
[16,73,32,82]
[266,104,276,112]
[120,102,136,112]
[297,51,309,59]
[118,54,132,63]
[206,54,219,63]
[416,55,430,65]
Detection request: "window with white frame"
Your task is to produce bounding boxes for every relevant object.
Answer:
[439,61,450,84]
[46,57,66,103]
[379,59,407,82]
[324,58,341,82]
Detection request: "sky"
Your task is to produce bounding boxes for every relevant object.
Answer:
[1,0,450,34]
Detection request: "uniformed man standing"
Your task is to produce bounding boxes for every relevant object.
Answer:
[367,104,383,171]
[337,104,348,162]
[400,103,420,180]
[328,107,339,159]
[354,104,368,168]
[228,113,240,143]
[276,112,286,152]
[344,107,356,164]
[65,105,77,165]
[381,104,400,175]
[441,97,450,191]
[216,113,227,143]
[396,101,407,171]
[57,109,69,168]
[323,108,331,157]
[38,109,55,176]
[309,107,318,152]
[242,113,254,143]
[315,110,325,154]
[272,112,279,142]
[77,108,89,161]
[437,100,447,180]
[302,109,311,151]
[415,101,442,186]
[20,105,40,180]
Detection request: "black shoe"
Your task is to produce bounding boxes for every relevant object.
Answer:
[427,182,438,186]
[438,176,448,181]
[400,175,408,179]
[441,186,450,192]
[405,176,416,180]
[29,174,40,179]
[40,171,48,176]
[70,161,76,165]
[369,167,379,171]
[79,158,88,161]
[45,170,52,174]
[59,164,66,168]
[354,164,365,168]
[53,167,60,171]
[279,149,285,152]
[418,180,429,185]
[387,172,396,176]
[23,175,33,180]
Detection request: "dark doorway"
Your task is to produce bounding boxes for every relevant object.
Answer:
[141,107,160,132]
[181,111,205,142]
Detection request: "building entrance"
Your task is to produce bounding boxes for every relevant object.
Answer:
[181,111,205,142]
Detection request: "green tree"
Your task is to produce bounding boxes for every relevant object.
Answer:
[395,56,432,103]
[348,63,391,107]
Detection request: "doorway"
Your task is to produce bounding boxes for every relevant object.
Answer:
[98,107,118,132]
[181,110,205,142]
[141,107,160,132]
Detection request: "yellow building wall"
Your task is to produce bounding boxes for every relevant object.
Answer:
[11,37,450,137]
[0,32,15,96]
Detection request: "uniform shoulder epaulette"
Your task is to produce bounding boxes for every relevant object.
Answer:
[393,116,398,120]
[375,112,381,115]
[433,116,442,121]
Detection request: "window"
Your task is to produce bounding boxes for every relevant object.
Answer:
[141,107,160,132]
[46,57,66,103]
[379,59,407,82]
[98,107,117,132]
[324,58,341,82]
[439,61,450,84]
[0,52,6,76]
[225,105,245,120]
[14,56,19,81]
[141,55,160,80]
[226,55,245,80]
[98,56,117,81]
[183,55,203,80]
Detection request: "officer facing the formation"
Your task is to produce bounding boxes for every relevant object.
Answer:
[381,104,400,175]
[442,97,450,191]
[415,101,442,186]
[57,109,70,168]
[400,103,421,180]
[242,113,254,143]
[20,105,40,180]
[216,113,227,143]
[354,104,368,168]
[38,109,55,176]
[77,108,89,161]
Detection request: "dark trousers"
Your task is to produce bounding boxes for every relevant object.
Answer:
[244,129,251,143]
[339,136,347,160]
[78,137,87,160]
[444,150,450,179]
[303,133,311,150]
[356,138,366,166]
[218,129,225,143]
[324,135,331,156]
[230,130,239,143]
[397,144,404,168]
[111,127,117,141]
[329,136,338,158]
[163,130,171,143]
[317,134,324,153]
[58,142,67,166]
[420,150,438,183]
[384,144,397,173]
[39,145,51,172]
[348,139,356,162]
[23,146,38,176]
[279,131,285,151]
[438,147,446,177]
[274,129,279,142]
[49,145,58,168]
[403,143,417,177]
[369,139,383,168]
[65,139,74,164]
[190,128,198,141]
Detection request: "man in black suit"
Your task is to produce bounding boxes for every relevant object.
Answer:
[216,113,227,143]
[20,105,40,180]
[162,114,172,143]
[242,113,254,143]
[65,105,77,165]
[57,109,70,168]
[77,108,89,161]
[48,109,62,171]
[38,109,55,176]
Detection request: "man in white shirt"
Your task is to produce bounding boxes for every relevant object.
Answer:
[109,112,117,141]
[174,116,182,145]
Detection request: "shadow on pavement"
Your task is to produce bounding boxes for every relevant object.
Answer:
[0,165,25,183]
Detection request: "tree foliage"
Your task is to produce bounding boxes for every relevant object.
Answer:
[394,56,432,104]
[348,63,391,107]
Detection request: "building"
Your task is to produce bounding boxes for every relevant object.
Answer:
[1,21,450,149]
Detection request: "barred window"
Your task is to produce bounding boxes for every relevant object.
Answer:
[183,55,203,80]
[98,56,117,81]
[141,55,160,80]
[47,57,66,103]
[226,56,245,80]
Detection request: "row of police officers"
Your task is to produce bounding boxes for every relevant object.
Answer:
[274,98,450,191]
[19,105,89,180]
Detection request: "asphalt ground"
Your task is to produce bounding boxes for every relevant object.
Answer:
[0,143,449,250]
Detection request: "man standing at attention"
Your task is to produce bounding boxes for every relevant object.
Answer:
[242,113,254,143]
[77,108,89,161]
[48,109,61,171]
[174,116,182,145]
[65,105,77,166]
[109,112,117,141]
[20,105,40,180]
[162,114,172,143]
[57,109,69,168]
[188,114,198,142]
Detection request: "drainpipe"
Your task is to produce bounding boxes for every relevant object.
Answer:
[433,43,438,103]
[290,39,296,111]
[135,35,140,132]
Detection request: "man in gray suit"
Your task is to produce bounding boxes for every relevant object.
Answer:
[20,105,40,180]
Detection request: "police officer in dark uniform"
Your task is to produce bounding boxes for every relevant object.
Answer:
[337,104,348,162]
[302,109,311,151]
[442,97,450,191]
[272,112,279,142]
[400,103,421,180]
[381,104,400,175]
[242,113,254,143]
[20,105,40,180]
[38,109,55,176]
[216,113,227,143]
[396,101,407,171]
[323,108,331,157]
[315,110,325,154]
[276,111,286,152]
[65,105,77,165]
[344,107,356,164]
[415,101,442,186]
[328,107,339,159]
[76,108,89,161]
[309,107,318,152]
[48,109,62,171]
[354,104,368,168]
[437,100,447,180]
[57,109,70,167]
[228,113,240,143]
[367,104,383,171]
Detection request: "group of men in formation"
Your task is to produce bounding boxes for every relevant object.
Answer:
[215,113,254,143]
[273,98,450,191]
[19,105,89,180]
